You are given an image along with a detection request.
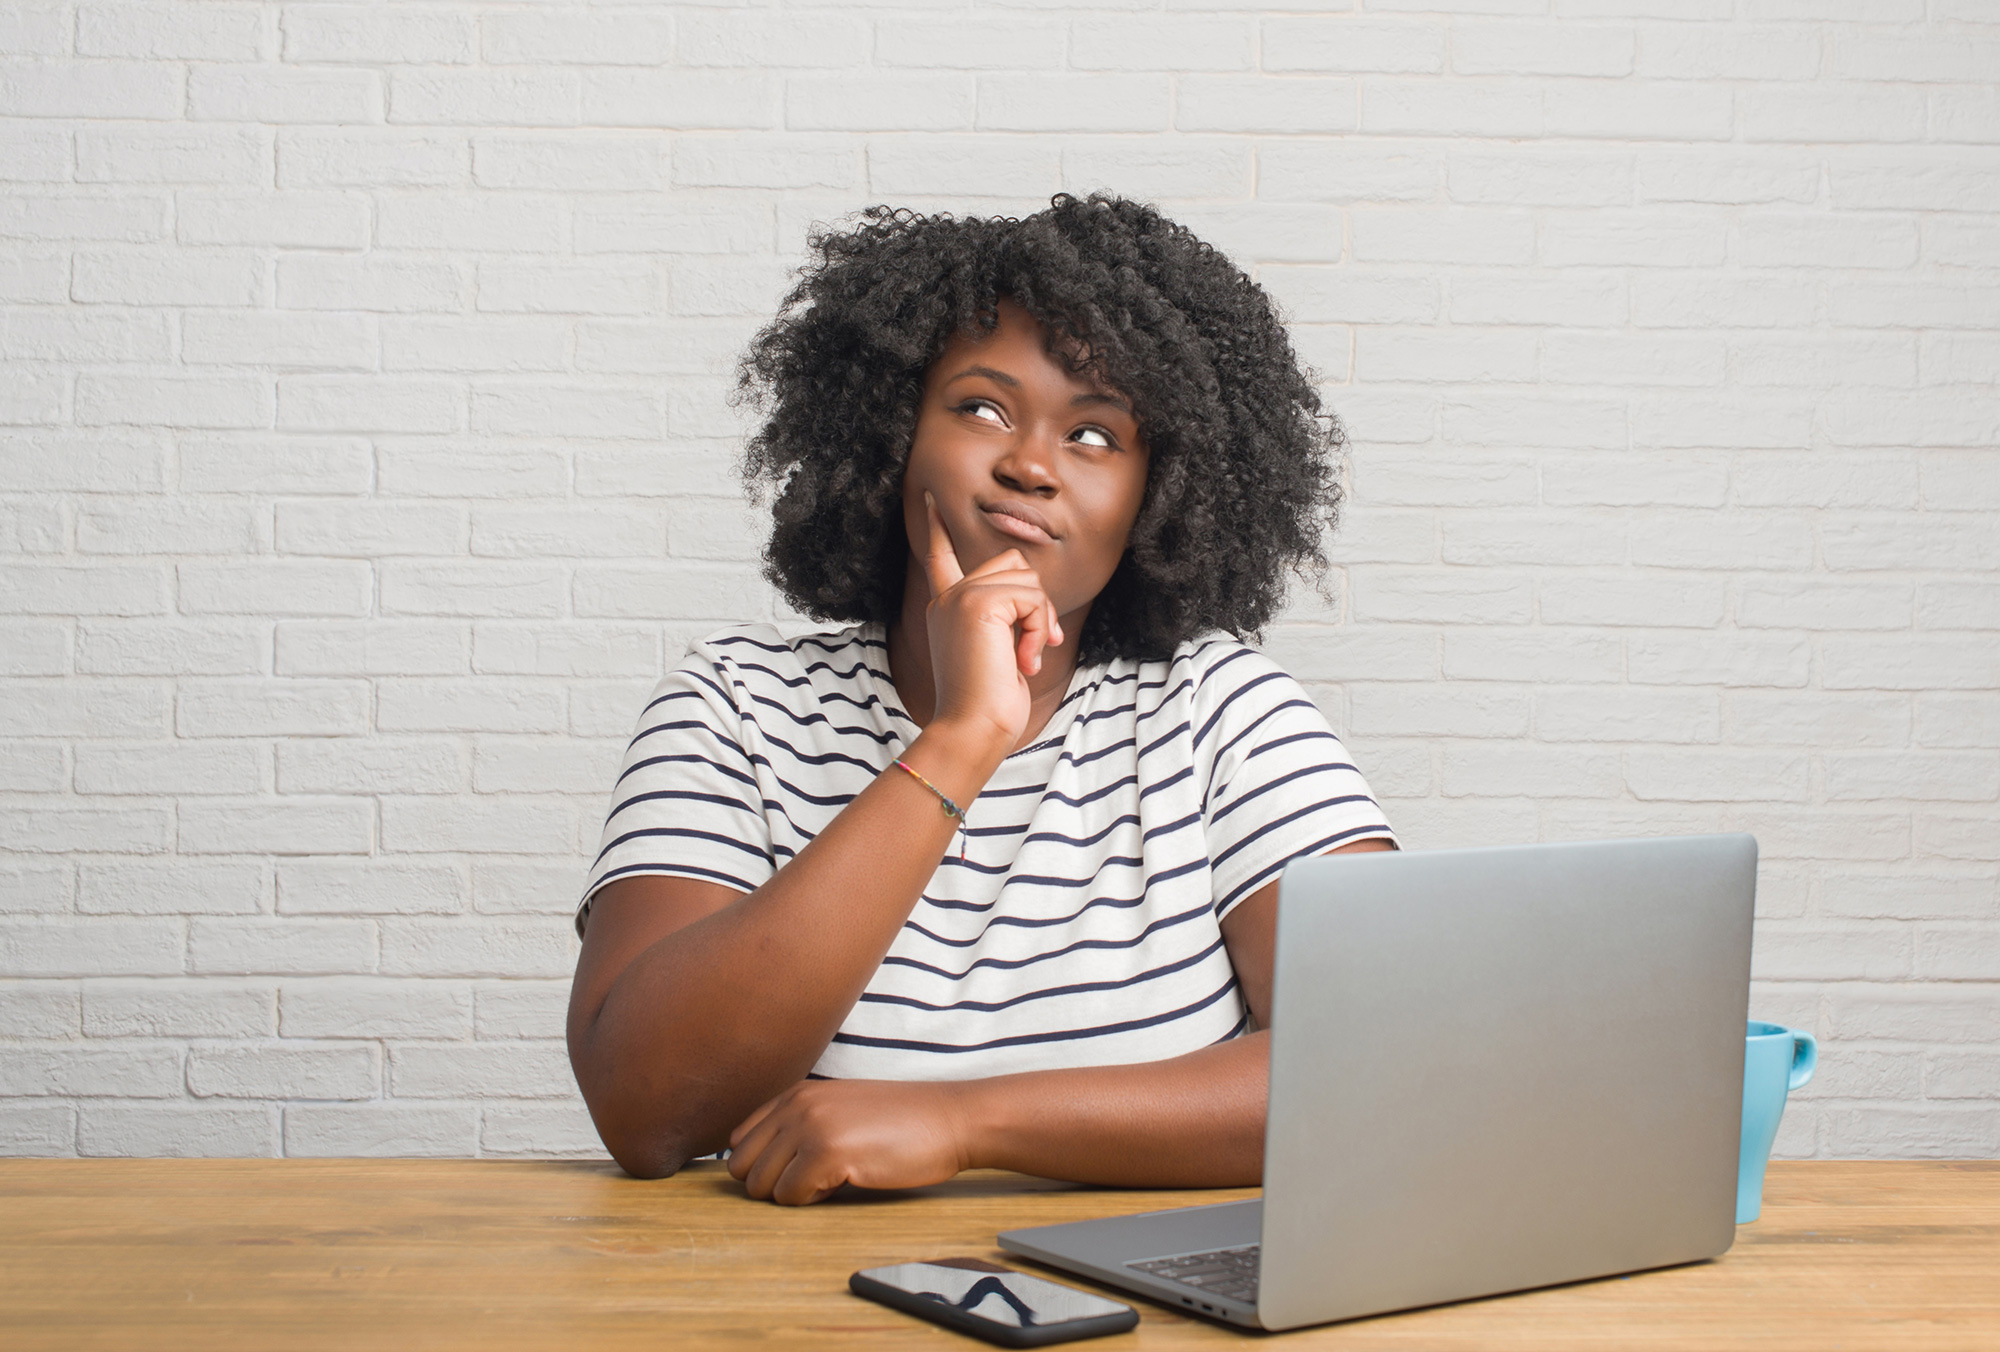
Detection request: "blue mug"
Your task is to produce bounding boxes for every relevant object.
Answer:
[1737,1021,1817,1224]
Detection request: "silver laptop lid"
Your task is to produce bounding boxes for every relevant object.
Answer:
[1257,834,1756,1330]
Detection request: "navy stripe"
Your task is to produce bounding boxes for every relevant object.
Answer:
[879,900,1213,980]
[605,787,763,827]
[902,859,1208,938]
[831,975,1237,1054]
[1210,767,1364,826]
[859,937,1227,1015]
[594,824,771,868]
[1216,824,1396,915]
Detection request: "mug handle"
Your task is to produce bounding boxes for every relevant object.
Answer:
[1788,1030,1818,1091]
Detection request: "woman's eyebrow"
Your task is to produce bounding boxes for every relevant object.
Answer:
[1071,390,1131,413]
[945,364,1020,388]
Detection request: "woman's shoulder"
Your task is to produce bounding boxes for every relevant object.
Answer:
[686,621,884,675]
[1151,633,1297,700]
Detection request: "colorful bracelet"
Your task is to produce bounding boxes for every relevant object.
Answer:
[891,758,968,860]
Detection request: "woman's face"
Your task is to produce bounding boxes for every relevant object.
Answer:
[902,300,1151,622]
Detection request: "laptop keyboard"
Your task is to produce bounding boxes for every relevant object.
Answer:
[1128,1243,1261,1306]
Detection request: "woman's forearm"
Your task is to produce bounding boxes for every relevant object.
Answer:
[573,723,1008,1175]
[957,1033,1269,1187]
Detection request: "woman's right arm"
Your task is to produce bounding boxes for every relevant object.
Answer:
[567,729,994,1179]
[567,512,1059,1178]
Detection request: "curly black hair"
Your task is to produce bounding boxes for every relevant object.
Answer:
[736,192,1342,663]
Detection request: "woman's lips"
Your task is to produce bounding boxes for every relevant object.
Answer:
[979,501,1057,545]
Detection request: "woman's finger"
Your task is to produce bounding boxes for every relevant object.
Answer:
[739,1126,800,1200]
[1014,593,1061,676]
[728,1090,785,1152]
[772,1147,843,1207]
[922,494,964,599]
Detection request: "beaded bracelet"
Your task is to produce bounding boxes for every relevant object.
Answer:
[891,758,968,860]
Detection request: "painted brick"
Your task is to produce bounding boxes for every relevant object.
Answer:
[1627,634,1810,688]
[1539,575,1727,628]
[1825,752,2000,803]
[378,917,577,978]
[1819,875,1997,922]
[1442,631,1624,684]
[980,75,1171,133]
[390,69,578,128]
[179,798,374,857]
[277,740,469,797]
[473,980,571,1037]
[0,1044,182,1098]
[178,436,373,495]
[0,678,168,737]
[872,138,1063,200]
[78,4,263,60]
[78,1104,277,1157]
[383,316,570,372]
[280,977,473,1039]
[1726,692,1909,749]
[184,555,379,616]
[278,130,468,188]
[389,1042,570,1098]
[0,741,64,790]
[1536,687,1720,744]
[475,856,592,921]
[474,134,664,193]
[685,14,871,69]
[275,502,465,557]
[189,67,383,125]
[82,978,275,1037]
[284,5,475,65]
[379,798,578,858]
[74,744,265,798]
[0,59,182,119]
[175,679,370,738]
[480,1101,603,1156]
[0,980,80,1038]
[379,561,568,618]
[188,917,376,976]
[483,11,669,66]
[1,917,183,976]
[278,860,465,917]
[189,1043,377,1100]
[275,621,467,677]
[178,192,370,249]
[0,1103,75,1155]
[284,1103,479,1157]
[75,126,268,185]
[582,71,776,130]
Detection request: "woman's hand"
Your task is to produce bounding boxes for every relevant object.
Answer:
[726,1079,973,1206]
[921,494,1062,753]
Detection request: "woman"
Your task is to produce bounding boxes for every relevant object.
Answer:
[567,194,1396,1204]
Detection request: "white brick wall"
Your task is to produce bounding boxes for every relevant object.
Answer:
[2,3,1995,1162]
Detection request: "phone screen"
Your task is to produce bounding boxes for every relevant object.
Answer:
[856,1261,1131,1330]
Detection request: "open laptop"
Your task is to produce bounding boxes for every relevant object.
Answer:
[999,834,1758,1330]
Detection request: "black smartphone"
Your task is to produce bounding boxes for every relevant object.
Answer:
[850,1257,1138,1347]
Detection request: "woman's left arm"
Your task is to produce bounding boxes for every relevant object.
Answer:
[726,837,1396,1205]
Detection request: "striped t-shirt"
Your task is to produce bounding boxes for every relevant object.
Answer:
[580,622,1396,1082]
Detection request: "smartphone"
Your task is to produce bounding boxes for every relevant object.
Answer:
[851,1257,1138,1347]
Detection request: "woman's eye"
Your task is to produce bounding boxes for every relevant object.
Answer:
[962,399,1005,424]
[1072,425,1115,449]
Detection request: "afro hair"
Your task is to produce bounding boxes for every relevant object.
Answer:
[736,192,1342,663]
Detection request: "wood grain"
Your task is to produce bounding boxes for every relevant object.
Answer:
[1,1160,1995,1350]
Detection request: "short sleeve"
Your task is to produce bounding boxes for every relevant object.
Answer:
[1195,646,1397,920]
[575,645,775,937]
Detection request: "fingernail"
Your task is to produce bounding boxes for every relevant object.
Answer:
[923,491,934,509]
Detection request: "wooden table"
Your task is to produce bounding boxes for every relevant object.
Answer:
[2,1159,1995,1349]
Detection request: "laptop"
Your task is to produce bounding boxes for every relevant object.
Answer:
[999,834,1758,1330]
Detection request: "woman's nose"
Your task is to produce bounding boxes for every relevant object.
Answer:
[993,430,1060,496]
